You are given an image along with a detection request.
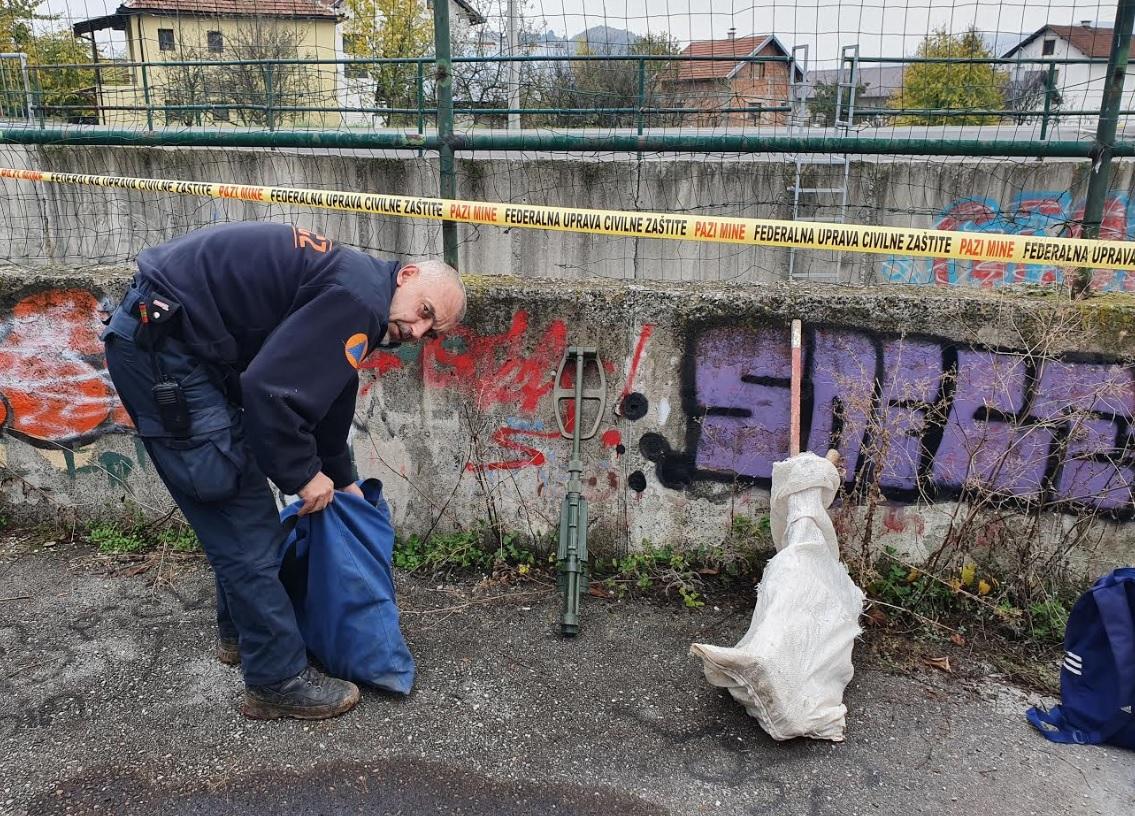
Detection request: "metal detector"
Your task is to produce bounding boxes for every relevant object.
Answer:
[553,346,607,636]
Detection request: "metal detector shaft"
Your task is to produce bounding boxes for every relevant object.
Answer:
[553,347,606,637]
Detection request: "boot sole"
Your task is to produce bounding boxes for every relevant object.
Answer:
[240,684,361,721]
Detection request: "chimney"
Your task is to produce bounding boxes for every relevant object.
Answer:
[727,27,736,40]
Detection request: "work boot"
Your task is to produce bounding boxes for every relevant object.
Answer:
[241,666,360,721]
[216,637,240,666]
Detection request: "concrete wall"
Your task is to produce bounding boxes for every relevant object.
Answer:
[3,145,1135,288]
[2,266,1134,572]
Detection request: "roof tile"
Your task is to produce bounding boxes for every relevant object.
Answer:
[1046,25,1112,59]
[120,0,339,19]
[673,35,774,81]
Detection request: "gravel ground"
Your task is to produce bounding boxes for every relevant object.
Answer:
[0,533,1131,816]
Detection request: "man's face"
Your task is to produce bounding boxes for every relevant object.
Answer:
[384,264,465,344]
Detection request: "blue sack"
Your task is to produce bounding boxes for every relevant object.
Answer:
[278,478,415,694]
[1027,568,1135,749]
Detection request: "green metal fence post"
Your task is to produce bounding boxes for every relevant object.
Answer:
[25,66,43,127]
[140,62,153,131]
[1081,0,1135,273]
[416,60,425,159]
[265,63,276,131]
[1040,62,1056,140]
[432,0,458,269]
[636,57,646,135]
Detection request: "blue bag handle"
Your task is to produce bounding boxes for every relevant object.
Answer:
[1026,705,1087,744]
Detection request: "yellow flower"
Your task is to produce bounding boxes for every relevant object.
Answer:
[960,562,976,588]
[978,579,992,596]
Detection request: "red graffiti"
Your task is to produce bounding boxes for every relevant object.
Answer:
[932,200,998,284]
[360,350,404,375]
[620,324,654,399]
[1068,196,1135,291]
[881,506,926,536]
[357,350,406,396]
[424,311,568,413]
[0,290,130,445]
[466,426,560,472]
[601,428,622,448]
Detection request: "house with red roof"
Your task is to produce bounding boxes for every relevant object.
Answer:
[660,31,802,126]
[1002,21,1135,127]
[75,0,345,128]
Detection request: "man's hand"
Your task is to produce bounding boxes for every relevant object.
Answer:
[297,472,335,516]
[339,483,364,499]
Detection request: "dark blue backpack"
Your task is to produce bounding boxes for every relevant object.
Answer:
[278,478,415,695]
[1027,568,1135,749]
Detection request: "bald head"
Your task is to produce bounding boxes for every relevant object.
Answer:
[384,258,466,344]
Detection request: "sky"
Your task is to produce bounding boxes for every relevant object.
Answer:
[40,0,1127,68]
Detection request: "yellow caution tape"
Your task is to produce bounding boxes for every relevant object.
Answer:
[3,167,1133,270]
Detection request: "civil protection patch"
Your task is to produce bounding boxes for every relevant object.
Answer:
[344,332,368,369]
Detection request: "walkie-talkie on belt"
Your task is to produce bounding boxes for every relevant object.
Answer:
[139,299,191,437]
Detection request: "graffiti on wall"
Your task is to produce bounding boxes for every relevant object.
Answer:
[10,289,1129,520]
[882,192,1135,292]
[640,324,1134,517]
[0,290,131,448]
[423,311,568,413]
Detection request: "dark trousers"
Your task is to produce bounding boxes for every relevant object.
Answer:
[102,286,306,686]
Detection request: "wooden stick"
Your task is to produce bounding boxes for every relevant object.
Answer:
[789,318,802,456]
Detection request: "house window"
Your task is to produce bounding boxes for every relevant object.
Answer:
[754,62,765,79]
[1042,38,1056,56]
[158,28,175,51]
[342,34,367,79]
[207,31,223,53]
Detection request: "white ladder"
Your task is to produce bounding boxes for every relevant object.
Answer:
[787,44,858,282]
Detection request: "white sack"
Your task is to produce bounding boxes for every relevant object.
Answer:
[690,452,865,742]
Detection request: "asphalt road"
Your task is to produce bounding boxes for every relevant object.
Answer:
[0,533,1131,816]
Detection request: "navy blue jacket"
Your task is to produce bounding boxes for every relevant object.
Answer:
[136,222,398,494]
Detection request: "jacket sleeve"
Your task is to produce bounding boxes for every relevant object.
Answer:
[240,285,377,494]
[314,377,360,489]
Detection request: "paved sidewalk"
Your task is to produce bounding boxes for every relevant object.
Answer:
[0,537,1131,816]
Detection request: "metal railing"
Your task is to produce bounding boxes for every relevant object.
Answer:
[3,51,1125,130]
[0,53,796,131]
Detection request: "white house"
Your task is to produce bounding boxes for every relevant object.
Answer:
[1002,22,1135,131]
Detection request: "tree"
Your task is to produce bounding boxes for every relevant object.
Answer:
[449,0,540,127]
[223,19,317,127]
[1,2,97,122]
[1004,70,1062,122]
[22,30,97,122]
[808,80,869,127]
[891,26,1005,125]
[161,46,211,126]
[0,0,48,50]
[529,32,681,127]
[159,18,319,128]
[343,0,433,125]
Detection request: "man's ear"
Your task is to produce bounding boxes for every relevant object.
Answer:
[395,263,419,286]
